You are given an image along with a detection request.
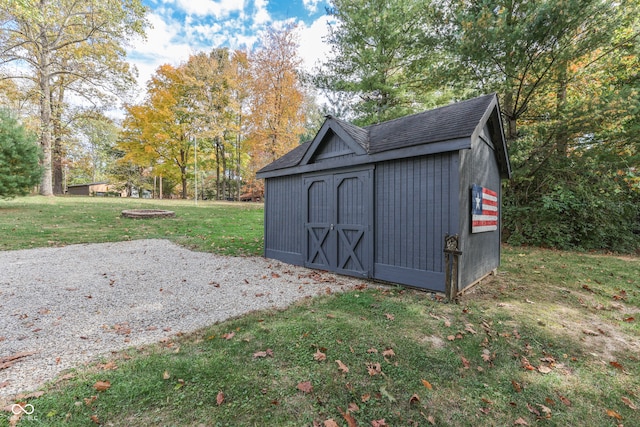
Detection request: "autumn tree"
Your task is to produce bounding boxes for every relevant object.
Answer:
[118,64,197,199]
[245,24,307,180]
[183,49,242,200]
[0,0,148,196]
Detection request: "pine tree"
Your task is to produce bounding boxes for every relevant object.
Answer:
[0,110,43,198]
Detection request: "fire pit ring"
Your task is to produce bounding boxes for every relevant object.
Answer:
[121,209,176,219]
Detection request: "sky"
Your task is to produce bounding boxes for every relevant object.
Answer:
[127,0,335,96]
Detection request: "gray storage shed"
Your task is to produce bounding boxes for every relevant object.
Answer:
[256,93,511,293]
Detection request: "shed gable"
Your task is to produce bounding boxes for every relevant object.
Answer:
[300,117,368,166]
[309,130,357,163]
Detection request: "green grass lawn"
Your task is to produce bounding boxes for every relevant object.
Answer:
[1,197,638,426]
[0,196,264,256]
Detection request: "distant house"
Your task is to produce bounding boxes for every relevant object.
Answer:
[66,182,123,197]
[256,93,511,293]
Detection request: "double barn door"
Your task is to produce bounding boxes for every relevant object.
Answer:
[304,169,373,278]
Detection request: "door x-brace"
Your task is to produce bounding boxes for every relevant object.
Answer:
[337,227,364,271]
[307,226,330,265]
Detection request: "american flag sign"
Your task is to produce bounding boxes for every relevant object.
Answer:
[471,184,498,233]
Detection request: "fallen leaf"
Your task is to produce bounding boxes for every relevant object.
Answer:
[513,417,528,425]
[324,419,339,427]
[558,395,571,406]
[297,381,313,394]
[348,402,359,412]
[511,380,522,393]
[93,381,111,392]
[314,350,327,361]
[84,395,97,406]
[367,348,378,354]
[379,386,396,402]
[609,361,624,370]
[606,409,623,420]
[623,316,635,322]
[382,348,395,358]
[90,414,100,424]
[253,349,274,358]
[162,371,170,380]
[621,397,637,410]
[223,332,235,340]
[326,313,336,319]
[538,404,552,415]
[367,362,382,376]
[337,406,357,427]
[538,365,552,374]
[409,393,420,404]
[421,379,433,390]
[216,391,225,405]
[447,335,456,341]
[371,419,387,427]
[461,356,470,369]
[361,393,371,403]
[479,407,491,414]
[465,324,477,334]
[527,403,540,416]
[385,313,395,321]
[100,361,118,371]
[336,360,349,373]
[521,356,535,370]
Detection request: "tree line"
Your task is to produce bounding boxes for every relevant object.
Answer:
[117,26,309,200]
[1,0,638,251]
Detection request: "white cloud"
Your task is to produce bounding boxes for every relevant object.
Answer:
[171,0,246,18]
[124,1,333,108]
[252,0,270,27]
[303,0,321,14]
[297,15,333,72]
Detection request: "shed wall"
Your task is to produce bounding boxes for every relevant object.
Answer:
[264,175,304,265]
[373,153,459,291]
[458,126,502,288]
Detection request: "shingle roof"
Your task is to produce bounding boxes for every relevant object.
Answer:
[258,93,500,174]
[258,141,312,173]
[366,93,495,154]
[329,115,370,151]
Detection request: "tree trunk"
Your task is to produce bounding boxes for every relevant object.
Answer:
[52,80,65,194]
[503,91,518,141]
[38,50,53,196]
[181,166,187,199]
[555,61,568,156]
[215,137,221,200]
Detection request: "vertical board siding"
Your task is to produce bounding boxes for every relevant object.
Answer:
[264,176,303,263]
[458,129,502,288]
[374,153,454,287]
[313,133,356,163]
[335,172,369,275]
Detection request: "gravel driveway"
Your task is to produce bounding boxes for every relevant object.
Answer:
[0,239,368,398]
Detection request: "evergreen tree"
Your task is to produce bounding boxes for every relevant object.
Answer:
[0,110,43,198]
